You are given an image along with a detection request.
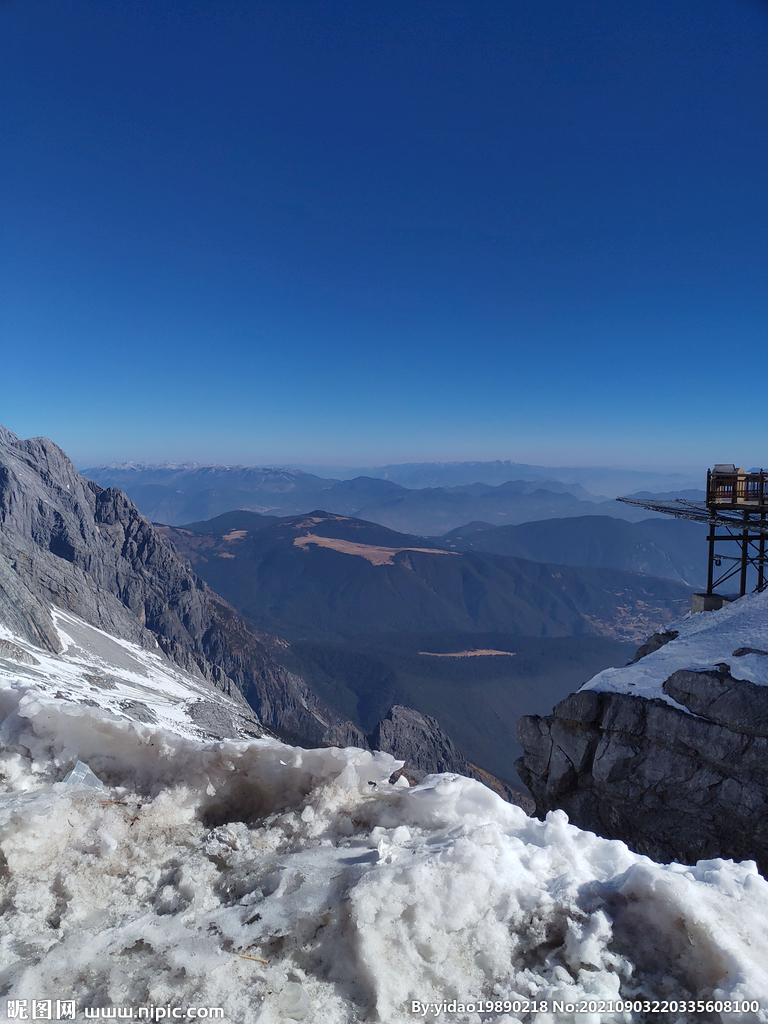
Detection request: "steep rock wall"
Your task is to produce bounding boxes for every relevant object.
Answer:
[0,426,363,747]
[516,647,768,872]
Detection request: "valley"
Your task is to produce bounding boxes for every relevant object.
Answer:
[270,630,636,784]
[158,508,692,784]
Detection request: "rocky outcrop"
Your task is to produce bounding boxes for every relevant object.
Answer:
[629,629,678,663]
[0,425,364,747]
[369,704,474,778]
[663,664,768,735]
[370,704,531,807]
[516,655,768,873]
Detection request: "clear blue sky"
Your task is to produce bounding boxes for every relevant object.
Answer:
[2,0,767,470]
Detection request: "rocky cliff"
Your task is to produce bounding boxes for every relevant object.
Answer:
[0,425,363,746]
[516,593,768,872]
[371,705,531,806]
[1,425,504,781]
[370,704,474,778]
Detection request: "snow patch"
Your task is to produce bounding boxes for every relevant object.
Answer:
[582,589,768,706]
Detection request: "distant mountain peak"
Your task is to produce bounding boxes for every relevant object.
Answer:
[92,460,206,471]
[85,460,311,474]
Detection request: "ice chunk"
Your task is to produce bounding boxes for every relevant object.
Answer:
[278,982,310,1019]
[62,760,106,791]
[0,789,54,828]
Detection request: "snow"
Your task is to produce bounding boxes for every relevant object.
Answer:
[1,610,768,1022]
[582,589,768,706]
[0,609,254,742]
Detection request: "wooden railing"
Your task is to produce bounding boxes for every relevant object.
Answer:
[707,469,768,508]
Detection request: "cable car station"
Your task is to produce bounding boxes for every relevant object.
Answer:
[617,465,768,610]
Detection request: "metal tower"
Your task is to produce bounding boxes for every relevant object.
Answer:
[617,465,768,602]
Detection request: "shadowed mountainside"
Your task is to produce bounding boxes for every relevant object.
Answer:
[440,515,707,588]
[159,509,694,644]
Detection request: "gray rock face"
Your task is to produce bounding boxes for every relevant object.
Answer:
[0,638,40,665]
[371,704,532,809]
[0,425,363,747]
[370,704,474,778]
[516,664,768,872]
[629,629,678,663]
[663,667,768,737]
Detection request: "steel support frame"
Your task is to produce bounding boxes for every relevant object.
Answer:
[616,491,768,598]
[705,517,768,597]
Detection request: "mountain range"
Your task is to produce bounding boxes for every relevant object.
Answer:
[83,461,703,535]
[441,515,707,588]
[157,508,693,782]
[160,509,692,644]
[282,459,703,496]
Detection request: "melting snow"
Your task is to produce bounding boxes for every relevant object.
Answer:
[1,610,767,1022]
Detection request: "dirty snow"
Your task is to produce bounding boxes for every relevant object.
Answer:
[1,610,768,1022]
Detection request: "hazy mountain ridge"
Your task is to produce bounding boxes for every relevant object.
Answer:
[349,483,656,536]
[289,459,703,496]
[84,462,677,534]
[441,515,707,588]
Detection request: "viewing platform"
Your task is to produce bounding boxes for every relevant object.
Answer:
[707,465,768,510]
[617,463,767,601]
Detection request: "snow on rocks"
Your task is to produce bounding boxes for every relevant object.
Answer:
[517,590,768,874]
[582,589,768,705]
[1,613,768,1022]
[0,607,259,748]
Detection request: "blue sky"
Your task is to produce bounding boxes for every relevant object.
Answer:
[2,0,767,470]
